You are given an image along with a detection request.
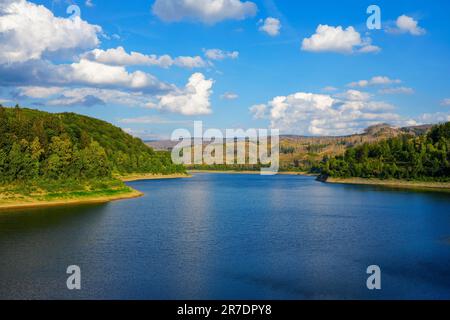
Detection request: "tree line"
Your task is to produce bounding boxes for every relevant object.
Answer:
[319,122,450,181]
[0,106,185,184]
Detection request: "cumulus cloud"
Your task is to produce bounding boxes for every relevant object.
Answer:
[83,47,173,68]
[17,86,64,98]
[348,76,402,88]
[0,57,172,93]
[250,91,413,136]
[249,104,267,119]
[174,56,209,68]
[389,15,426,36]
[150,73,214,115]
[17,86,150,107]
[259,17,281,36]
[441,99,450,106]
[335,90,371,101]
[152,0,257,24]
[301,25,380,54]
[69,59,171,91]
[83,46,210,69]
[0,1,219,114]
[1,1,171,92]
[204,49,239,61]
[0,0,101,64]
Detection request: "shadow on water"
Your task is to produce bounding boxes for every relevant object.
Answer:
[331,181,450,199]
[0,203,109,238]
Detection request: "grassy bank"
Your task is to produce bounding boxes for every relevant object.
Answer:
[323,177,450,192]
[0,179,143,211]
[0,173,194,210]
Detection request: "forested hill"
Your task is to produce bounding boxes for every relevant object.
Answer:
[320,122,450,181]
[0,106,184,184]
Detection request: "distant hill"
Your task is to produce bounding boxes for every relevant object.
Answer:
[146,123,434,171]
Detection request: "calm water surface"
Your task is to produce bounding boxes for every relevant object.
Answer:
[0,173,449,299]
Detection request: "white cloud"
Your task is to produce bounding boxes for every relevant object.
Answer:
[251,91,413,136]
[441,99,450,106]
[151,73,214,115]
[83,47,174,68]
[0,0,101,64]
[174,56,209,68]
[391,15,426,36]
[249,104,267,119]
[335,90,371,101]
[18,86,64,98]
[379,87,414,95]
[348,76,402,88]
[83,46,210,69]
[0,58,171,93]
[152,0,257,24]
[85,0,94,7]
[259,17,281,37]
[69,59,170,90]
[204,49,239,61]
[17,86,149,107]
[301,25,380,54]
[220,92,239,100]
[0,1,219,112]
[358,44,381,53]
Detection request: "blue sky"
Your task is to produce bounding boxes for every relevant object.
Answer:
[0,0,449,139]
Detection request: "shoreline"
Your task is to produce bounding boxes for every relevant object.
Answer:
[118,173,192,182]
[188,170,315,176]
[0,188,143,212]
[0,173,191,211]
[323,177,450,192]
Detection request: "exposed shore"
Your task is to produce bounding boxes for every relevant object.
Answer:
[118,173,192,182]
[0,187,143,211]
[323,177,450,192]
[188,169,315,176]
[0,173,191,211]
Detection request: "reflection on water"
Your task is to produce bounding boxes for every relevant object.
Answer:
[0,173,449,299]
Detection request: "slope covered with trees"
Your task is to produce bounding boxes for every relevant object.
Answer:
[319,122,450,181]
[0,106,185,188]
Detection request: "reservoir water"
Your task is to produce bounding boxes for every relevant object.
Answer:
[0,173,449,299]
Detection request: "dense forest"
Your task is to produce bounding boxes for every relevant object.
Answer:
[0,106,185,186]
[320,122,450,181]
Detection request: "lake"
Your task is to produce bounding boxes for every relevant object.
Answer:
[0,173,449,299]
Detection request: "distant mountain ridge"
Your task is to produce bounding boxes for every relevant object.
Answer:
[145,123,434,171]
[146,123,434,151]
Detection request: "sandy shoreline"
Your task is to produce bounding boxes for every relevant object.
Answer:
[324,177,450,192]
[0,173,191,211]
[118,173,192,182]
[188,170,315,176]
[0,189,143,212]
